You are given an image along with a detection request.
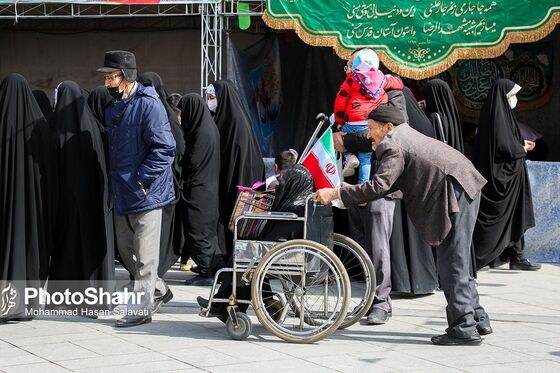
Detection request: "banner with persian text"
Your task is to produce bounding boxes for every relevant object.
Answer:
[264,0,560,79]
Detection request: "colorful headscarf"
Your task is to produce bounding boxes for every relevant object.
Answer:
[352,49,385,99]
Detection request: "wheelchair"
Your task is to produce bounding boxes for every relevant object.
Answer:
[201,197,375,343]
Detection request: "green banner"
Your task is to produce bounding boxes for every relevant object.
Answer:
[264,0,560,79]
[412,40,554,116]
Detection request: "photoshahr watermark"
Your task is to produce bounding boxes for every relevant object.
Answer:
[1,281,149,319]
[1,282,19,317]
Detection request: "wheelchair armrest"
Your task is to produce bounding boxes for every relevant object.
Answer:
[240,211,300,220]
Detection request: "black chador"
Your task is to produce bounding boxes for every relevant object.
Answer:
[211,80,265,258]
[137,72,186,276]
[0,74,57,320]
[48,81,114,294]
[87,86,112,128]
[422,79,464,153]
[178,93,221,276]
[389,87,438,295]
[32,89,54,125]
[473,79,535,269]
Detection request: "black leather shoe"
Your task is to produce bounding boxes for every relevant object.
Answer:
[367,308,390,325]
[477,325,493,335]
[510,258,541,271]
[197,296,209,308]
[431,332,482,346]
[185,275,214,286]
[152,289,174,314]
[197,296,228,323]
[190,265,201,274]
[115,315,152,328]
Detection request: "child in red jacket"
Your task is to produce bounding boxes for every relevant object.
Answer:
[334,49,404,183]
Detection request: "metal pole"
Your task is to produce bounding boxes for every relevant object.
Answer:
[297,114,327,164]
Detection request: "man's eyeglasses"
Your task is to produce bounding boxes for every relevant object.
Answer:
[104,73,123,82]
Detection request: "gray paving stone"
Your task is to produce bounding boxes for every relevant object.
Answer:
[21,342,99,362]
[159,346,240,367]
[0,362,70,373]
[72,337,149,356]
[72,359,196,373]
[55,351,171,370]
[206,358,336,373]
[0,347,46,367]
[305,353,397,372]
[1,264,559,372]
[505,359,560,372]
[6,331,108,347]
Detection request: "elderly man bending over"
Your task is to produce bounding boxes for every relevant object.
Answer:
[315,102,492,346]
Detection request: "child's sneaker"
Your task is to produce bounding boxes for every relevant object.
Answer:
[342,154,360,177]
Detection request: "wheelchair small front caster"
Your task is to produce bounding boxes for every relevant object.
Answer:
[226,312,252,340]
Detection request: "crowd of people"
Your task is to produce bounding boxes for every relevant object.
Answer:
[0,47,541,345]
[0,51,267,327]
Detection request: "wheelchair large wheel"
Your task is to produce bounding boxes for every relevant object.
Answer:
[251,240,350,344]
[332,233,376,329]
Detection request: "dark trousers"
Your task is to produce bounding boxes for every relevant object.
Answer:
[348,198,395,312]
[501,237,525,261]
[437,182,489,338]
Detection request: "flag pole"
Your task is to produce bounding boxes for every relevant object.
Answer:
[298,113,327,164]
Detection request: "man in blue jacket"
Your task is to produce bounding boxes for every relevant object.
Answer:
[97,50,176,327]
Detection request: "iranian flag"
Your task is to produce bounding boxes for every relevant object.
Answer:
[301,128,341,189]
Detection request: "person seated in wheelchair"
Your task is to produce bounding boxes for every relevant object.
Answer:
[196,163,317,322]
[252,149,298,191]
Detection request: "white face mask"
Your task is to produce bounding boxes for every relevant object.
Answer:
[508,95,518,109]
[371,141,377,151]
[207,98,217,113]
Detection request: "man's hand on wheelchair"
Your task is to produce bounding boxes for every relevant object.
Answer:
[314,188,339,205]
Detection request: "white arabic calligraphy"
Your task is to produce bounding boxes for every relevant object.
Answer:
[424,1,498,18]
[347,22,417,40]
[347,4,416,20]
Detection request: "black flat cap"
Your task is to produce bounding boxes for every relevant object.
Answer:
[368,102,406,125]
[96,50,137,73]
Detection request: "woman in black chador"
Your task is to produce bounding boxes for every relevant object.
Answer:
[178,93,221,286]
[0,74,57,321]
[473,79,539,271]
[421,79,464,153]
[389,87,438,295]
[87,86,112,128]
[137,72,186,277]
[32,89,54,125]
[208,80,265,261]
[48,81,115,298]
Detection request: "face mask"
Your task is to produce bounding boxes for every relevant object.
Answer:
[107,86,124,101]
[371,141,377,151]
[207,98,218,112]
[508,95,518,109]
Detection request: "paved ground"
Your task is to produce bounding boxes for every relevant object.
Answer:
[1,264,559,372]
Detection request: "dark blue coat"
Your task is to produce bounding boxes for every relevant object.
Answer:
[105,83,176,215]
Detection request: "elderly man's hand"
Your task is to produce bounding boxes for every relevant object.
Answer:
[314,188,339,205]
[332,131,347,153]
